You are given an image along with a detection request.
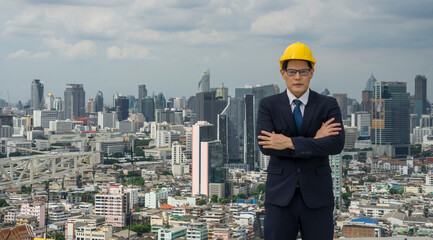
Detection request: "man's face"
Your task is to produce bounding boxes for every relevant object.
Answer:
[281,60,314,98]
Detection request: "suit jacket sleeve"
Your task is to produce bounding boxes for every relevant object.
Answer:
[291,97,345,157]
[256,98,295,158]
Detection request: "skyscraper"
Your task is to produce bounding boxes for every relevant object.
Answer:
[115,96,129,121]
[31,79,44,110]
[94,91,104,112]
[64,84,85,120]
[333,93,348,119]
[329,154,342,210]
[46,93,55,110]
[138,85,147,100]
[414,75,427,117]
[198,69,210,93]
[196,91,227,139]
[142,96,155,122]
[192,121,226,197]
[371,81,410,157]
[244,94,255,171]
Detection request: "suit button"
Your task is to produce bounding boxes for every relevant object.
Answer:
[297,168,301,173]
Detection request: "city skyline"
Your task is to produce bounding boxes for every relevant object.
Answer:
[1,0,433,103]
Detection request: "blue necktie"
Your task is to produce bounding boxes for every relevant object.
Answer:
[293,100,302,135]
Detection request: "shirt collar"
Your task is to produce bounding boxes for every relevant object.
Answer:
[286,88,310,106]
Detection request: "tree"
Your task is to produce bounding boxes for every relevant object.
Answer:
[257,184,266,193]
[237,193,246,199]
[0,199,9,207]
[197,199,207,206]
[389,188,398,195]
[342,155,353,161]
[211,194,218,203]
[219,198,230,204]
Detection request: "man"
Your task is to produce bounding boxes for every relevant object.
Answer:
[256,42,345,240]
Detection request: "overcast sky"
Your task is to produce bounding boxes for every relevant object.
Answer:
[1,0,432,104]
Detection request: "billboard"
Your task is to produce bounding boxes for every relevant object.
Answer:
[372,99,385,129]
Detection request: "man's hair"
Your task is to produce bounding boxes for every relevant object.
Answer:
[282,60,313,70]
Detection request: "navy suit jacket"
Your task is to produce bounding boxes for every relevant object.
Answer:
[256,90,345,209]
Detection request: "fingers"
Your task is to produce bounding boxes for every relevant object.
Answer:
[323,118,335,126]
[257,135,271,141]
[260,130,273,137]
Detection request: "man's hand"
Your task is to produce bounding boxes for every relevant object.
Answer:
[258,130,294,150]
[314,118,341,139]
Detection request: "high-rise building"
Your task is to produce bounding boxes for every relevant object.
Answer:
[329,154,342,210]
[54,97,63,111]
[216,84,228,101]
[142,96,155,122]
[365,74,377,92]
[192,121,226,196]
[64,84,85,119]
[196,91,227,139]
[31,79,44,110]
[46,93,55,110]
[198,69,210,93]
[138,84,147,100]
[155,93,166,109]
[244,94,256,171]
[98,112,118,129]
[361,90,372,113]
[333,93,348,119]
[94,91,104,112]
[95,185,130,228]
[414,75,427,117]
[86,98,95,113]
[115,96,129,121]
[371,81,410,158]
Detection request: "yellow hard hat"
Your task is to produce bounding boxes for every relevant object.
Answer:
[279,42,316,69]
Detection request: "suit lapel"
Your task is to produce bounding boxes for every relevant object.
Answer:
[301,90,319,136]
[278,92,297,137]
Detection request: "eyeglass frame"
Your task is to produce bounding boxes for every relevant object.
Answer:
[284,69,311,76]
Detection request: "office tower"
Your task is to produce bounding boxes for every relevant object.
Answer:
[173,97,186,109]
[94,91,104,112]
[95,185,130,228]
[371,81,410,157]
[154,93,166,109]
[115,96,129,121]
[414,75,427,117]
[54,97,63,111]
[217,111,228,163]
[140,96,155,122]
[244,94,256,170]
[196,91,227,139]
[186,96,196,111]
[125,95,136,110]
[31,79,44,110]
[333,93,348,118]
[321,88,330,96]
[354,112,371,137]
[329,154,342,210]
[64,84,85,119]
[46,93,55,110]
[138,84,147,100]
[33,110,65,128]
[216,84,228,101]
[410,114,419,133]
[86,98,95,113]
[344,126,358,149]
[365,74,376,92]
[361,90,372,113]
[198,69,210,93]
[192,121,222,196]
[98,112,118,129]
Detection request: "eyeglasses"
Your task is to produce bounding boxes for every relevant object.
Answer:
[285,69,311,76]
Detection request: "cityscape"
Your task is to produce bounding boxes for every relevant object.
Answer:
[1,1,433,240]
[0,70,432,239]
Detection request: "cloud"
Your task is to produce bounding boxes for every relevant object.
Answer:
[7,49,51,59]
[106,44,153,60]
[43,37,97,59]
[3,5,122,40]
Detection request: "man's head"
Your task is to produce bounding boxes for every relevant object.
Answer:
[279,42,315,98]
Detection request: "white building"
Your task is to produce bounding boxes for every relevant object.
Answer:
[20,202,45,227]
[33,110,65,128]
[167,196,198,207]
[46,93,55,110]
[259,151,270,171]
[186,223,208,240]
[49,120,74,133]
[145,188,168,209]
[98,112,118,129]
[156,130,180,148]
[413,127,433,144]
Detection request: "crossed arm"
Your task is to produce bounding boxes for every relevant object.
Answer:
[257,118,342,150]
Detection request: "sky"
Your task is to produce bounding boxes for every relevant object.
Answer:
[1,0,433,105]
